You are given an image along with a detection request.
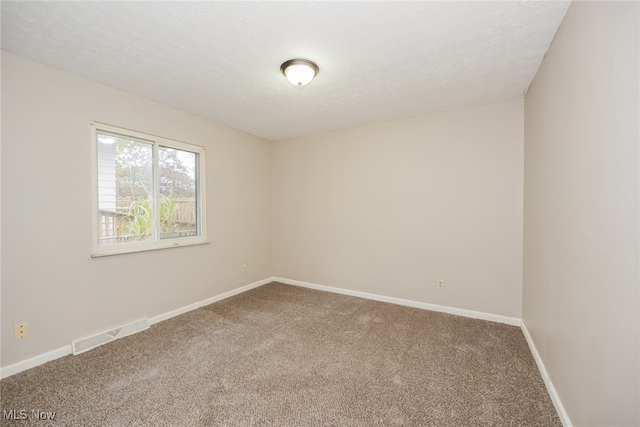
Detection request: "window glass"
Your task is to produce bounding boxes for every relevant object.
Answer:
[158,146,198,239]
[92,123,206,257]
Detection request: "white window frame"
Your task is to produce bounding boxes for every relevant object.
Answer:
[90,121,208,257]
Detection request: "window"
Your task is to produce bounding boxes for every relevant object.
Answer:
[91,122,207,257]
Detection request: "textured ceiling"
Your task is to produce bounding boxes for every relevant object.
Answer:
[1,1,570,141]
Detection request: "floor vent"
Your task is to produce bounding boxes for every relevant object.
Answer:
[72,318,149,355]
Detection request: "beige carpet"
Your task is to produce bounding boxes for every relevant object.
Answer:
[1,282,560,426]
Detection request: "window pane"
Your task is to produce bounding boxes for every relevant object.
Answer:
[158,146,197,239]
[97,134,153,245]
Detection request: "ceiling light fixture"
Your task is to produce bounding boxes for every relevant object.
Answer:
[280,59,319,87]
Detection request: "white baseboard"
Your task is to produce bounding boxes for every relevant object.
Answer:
[148,277,272,325]
[521,321,572,427]
[272,277,521,326]
[276,277,573,422]
[2,271,562,427]
[0,277,273,379]
[0,345,72,379]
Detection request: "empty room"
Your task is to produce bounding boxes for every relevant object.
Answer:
[1,1,638,426]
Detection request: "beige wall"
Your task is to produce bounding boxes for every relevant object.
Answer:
[1,52,272,367]
[523,2,639,426]
[5,5,638,422]
[273,101,524,318]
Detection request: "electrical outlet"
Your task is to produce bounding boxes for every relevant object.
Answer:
[14,322,29,340]
[242,264,247,274]
[437,279,444,289]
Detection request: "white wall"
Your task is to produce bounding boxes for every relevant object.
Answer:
[273,101,524,318]
[1,51,272,367]
[523,2,639,426]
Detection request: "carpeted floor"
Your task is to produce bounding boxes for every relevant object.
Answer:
[1,282,560,426]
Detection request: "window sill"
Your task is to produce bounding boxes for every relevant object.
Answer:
[91,240,210,258]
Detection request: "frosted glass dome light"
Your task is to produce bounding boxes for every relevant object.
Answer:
[281,59,319,87]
